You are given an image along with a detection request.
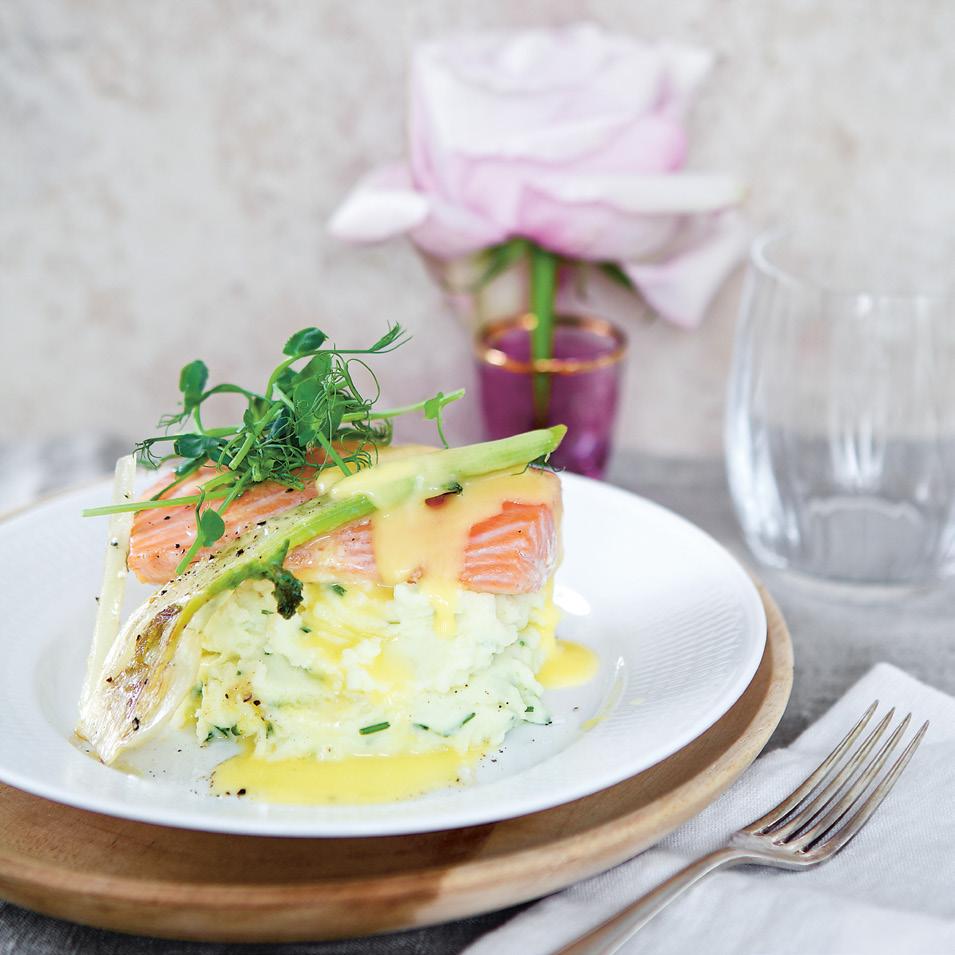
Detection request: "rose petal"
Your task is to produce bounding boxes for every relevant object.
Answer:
[657,43,715,119]
[408,23,713,222]
[573,115,688,174]
[515,187,679,261]
[408,195,508,259]
[411,25,676,163]
[623,212,750,327]
[513,174,744,261]
[530,172,745,214]
[327,164,429,242]
[327,162,505,256]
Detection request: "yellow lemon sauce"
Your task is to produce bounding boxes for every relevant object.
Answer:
[212,746,484,805]
[537,640,600,689]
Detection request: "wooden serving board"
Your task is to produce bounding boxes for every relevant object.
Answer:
[0,584,792,943]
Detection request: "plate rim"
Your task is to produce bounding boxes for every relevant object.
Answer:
[0,472,767,836]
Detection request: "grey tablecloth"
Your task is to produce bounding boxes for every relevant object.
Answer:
[2,438,954,954]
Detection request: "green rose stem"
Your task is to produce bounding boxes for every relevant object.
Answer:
[529,243,558,427]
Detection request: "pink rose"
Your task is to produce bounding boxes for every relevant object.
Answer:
[329,23,746,328]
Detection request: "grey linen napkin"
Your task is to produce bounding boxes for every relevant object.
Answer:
[465,664,955,955]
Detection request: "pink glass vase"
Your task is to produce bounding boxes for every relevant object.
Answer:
[475,314,627,479]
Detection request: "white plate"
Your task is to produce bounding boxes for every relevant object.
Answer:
[0,473,765,837]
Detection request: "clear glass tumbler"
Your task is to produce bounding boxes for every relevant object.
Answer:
[725,225,955,585]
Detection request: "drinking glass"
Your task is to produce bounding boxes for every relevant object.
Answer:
[725,225,955,585]
[475,314,626,478]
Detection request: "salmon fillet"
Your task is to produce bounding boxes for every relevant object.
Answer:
[129,466,560,595]
[127,468,318,585]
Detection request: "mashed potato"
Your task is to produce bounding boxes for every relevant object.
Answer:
[181,578,556,761]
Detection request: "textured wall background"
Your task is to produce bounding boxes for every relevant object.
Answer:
[2,0,952,456]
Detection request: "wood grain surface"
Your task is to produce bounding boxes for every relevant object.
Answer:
[0,584,792,943]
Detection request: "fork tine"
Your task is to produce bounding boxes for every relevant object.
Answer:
[786,714,911,849]
[745,700,878,833]
[768,707,896,840]
[809,720,929,858]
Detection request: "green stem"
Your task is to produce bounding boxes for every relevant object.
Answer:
[174,488,210,575]
[216,479,247,515]
[529,244,558,427]
[314,430,352,476]
[199,472,236,493]
[82,489,231,517]
[342,388,466,422]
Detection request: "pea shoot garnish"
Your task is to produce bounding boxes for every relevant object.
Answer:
[84,324,463,574]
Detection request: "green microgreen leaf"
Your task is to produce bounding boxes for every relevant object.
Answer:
[174,455,206,478]
[197,509,226,547]
[366,324,408,353]
[174,434,222,460]
[283,327,329,357]
[179,360,208,407]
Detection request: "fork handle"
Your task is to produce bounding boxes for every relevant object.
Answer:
[552,845,753,955]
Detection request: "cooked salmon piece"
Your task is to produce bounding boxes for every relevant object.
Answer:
[460,501,558,595]
[127,468,318,585]
[129,464,561,595]
[283,518,378,585]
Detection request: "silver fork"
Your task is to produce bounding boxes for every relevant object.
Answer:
[555,702,929,955]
